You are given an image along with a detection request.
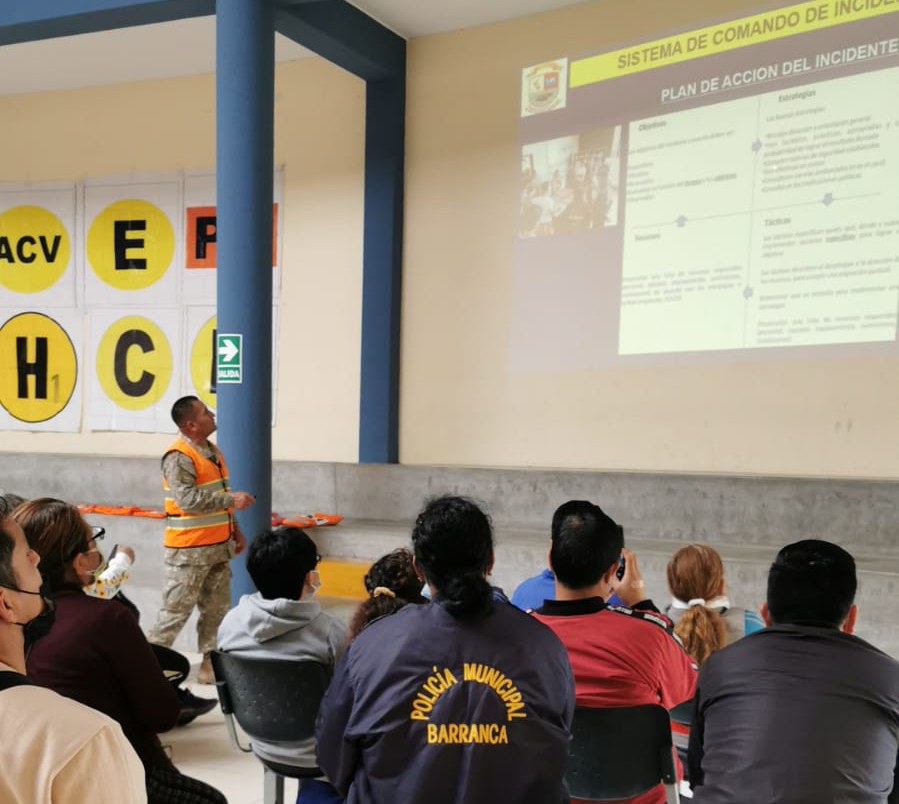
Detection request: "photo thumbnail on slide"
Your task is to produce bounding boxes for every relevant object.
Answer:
[514,0,899,369]
[519,126,622,238]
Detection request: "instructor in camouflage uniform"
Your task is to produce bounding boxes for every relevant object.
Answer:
[148,396,255,684]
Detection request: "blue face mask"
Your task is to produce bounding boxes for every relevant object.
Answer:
[421,582,433,600]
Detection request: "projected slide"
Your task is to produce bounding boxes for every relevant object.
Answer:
[515,0,899,365]
[620,69,899,354]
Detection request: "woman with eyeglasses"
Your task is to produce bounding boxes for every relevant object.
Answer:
[13,497,227,804]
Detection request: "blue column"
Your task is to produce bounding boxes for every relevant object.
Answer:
[359,73,406,463]
[216,0,274,601]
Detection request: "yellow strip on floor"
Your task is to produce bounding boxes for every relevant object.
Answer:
[317,557,370,600]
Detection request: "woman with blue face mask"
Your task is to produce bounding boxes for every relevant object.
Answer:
[13,498,228,804]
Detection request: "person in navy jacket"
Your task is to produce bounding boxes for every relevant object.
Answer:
[316,495,575,804]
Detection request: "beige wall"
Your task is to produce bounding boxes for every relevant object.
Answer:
[400,0,899,478]
[0,59,364,463]
[2,0,896,479]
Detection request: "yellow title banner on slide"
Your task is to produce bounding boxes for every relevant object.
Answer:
[570,0,899,88]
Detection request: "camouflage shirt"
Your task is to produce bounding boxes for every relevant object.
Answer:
[162,435,235,514]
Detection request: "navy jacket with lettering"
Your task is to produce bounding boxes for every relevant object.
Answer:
[315,597,575,804]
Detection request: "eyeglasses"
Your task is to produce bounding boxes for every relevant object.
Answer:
[66,526,105,562]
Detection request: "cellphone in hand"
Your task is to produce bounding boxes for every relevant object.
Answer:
[615,524,626,580]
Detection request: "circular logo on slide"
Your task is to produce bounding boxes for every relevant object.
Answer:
[0,206,71,293]
[190,315,217,410]
[96,316,173,410]
[87,199,174,290]
[0,312,77,422]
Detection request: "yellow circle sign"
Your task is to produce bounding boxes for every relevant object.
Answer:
[190,315,217,410]
[96,316,173,410]
[0,206,71,293]
[0,312,77,423]
[87,199,174,290]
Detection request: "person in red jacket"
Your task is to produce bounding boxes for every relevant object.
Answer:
[533,500,696,804]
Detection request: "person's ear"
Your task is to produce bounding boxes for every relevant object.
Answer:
[412,555,425,582]
[601,561,619,588]
[760,602,773,626]
[72,551,90,577]
[841,603,858,634]
[486,551,495,577]
[0,588,17,625]
[546,548,553,572]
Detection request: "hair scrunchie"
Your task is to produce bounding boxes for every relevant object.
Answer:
[372,586,396,599]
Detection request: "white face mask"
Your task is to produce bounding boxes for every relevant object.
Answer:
[304,569,321,599]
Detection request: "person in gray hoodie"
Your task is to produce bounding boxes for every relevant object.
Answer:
[217,526,346,804]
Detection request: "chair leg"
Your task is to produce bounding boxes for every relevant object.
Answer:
[263,767,285,804]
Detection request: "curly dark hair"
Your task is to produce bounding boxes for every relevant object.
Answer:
[347,548,426,641]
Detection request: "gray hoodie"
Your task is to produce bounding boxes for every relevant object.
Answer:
[217,592,347,769]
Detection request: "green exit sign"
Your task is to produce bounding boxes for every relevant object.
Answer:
[216,333,242,384]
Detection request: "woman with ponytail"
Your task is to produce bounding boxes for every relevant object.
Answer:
[316,495,574,804]
[666,544,764,665]
[347,548,426,641]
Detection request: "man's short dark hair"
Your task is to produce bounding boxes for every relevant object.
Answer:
[767,539,857,628]
[550,500,623,590]
[171,395,200,428]
[247,526,319,600]
[0,493,26,517]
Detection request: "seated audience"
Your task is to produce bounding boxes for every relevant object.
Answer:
[316,495,575,804]
[0,510,146,803]
[14,498,226,804]
[532,500,696,804]
[217,525,347,804]
[6,493,214,727]
[347,547,426,641]
[665,543,763,665]
[688,539,899,804]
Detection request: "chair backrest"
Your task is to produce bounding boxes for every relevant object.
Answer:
[567,704,678,802]
[211,650,330,743]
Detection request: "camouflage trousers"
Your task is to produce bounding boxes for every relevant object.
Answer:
[147,542,233,655]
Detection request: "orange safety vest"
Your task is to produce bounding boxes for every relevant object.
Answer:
[162,439,233,549]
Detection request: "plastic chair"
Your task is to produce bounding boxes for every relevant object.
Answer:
[566,704,680,803]
[210,650,330,804]
[669,697,694,777]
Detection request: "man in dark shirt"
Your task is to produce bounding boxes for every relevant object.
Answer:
[689,539,899,804]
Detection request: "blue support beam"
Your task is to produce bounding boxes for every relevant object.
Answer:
[274,0,404,81]
[0,0,213,45]
[359,73,406,463]
[215,0,275,601]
